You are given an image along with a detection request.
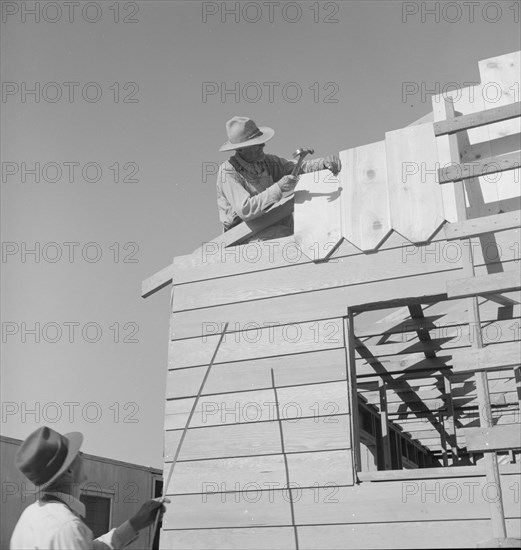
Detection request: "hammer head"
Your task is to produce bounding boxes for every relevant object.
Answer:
[292,148,314,159]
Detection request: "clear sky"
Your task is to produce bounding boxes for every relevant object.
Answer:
[1,0,519,469]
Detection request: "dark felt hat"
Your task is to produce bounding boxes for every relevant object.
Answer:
[15,426,83,488]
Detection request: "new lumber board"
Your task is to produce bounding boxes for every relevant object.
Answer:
[160,475,521,529]
[160,520,521,549]
[355,303,521,339]
[170,270,465,341]
[166,349,347,399]
[434,102,521,137]
[169,224,517,288]
[444,211,521,241]
[160,528,296,549]
[171,237,463,312]
[293,169,343,261]
[438,151,521,184]
[447,271,521,299]
[164,381,349,430]
[164,415,351,462]
[165,450,354,496]
[296,519,521,549]
[169,319,345,370]
[464,424,521,452]
[340,141,392,251]
[386,122,445,243]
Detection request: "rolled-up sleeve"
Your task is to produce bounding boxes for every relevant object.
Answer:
[219,165,283,222]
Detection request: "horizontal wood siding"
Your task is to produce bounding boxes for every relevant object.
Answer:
[164,222,520,547]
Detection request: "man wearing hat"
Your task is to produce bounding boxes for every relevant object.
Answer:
[10,426,168,548]
[217,116,341,241]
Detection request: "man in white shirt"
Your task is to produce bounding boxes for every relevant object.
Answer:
[10,426,168,549]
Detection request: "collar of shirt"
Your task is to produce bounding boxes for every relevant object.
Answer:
[231,152,265,177]
[43,490,86,518]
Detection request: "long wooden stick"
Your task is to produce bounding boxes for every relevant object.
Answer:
[149,322,229,548]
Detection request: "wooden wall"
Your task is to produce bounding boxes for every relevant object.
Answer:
[0,435,161,548]
[163,222,520,547]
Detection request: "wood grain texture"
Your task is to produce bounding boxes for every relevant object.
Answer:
[464,424,521,452]
[292,475,521,525]
[447,271,521,299]
[297,519,521,549]
[386,122,445,243]
[293,169,343,261]
[160,527,296,549]
[434,102,521,136]
[165,450,353,496]
[170,224,517,288]
[160,475,521,530]
[478,51,521,202]
[340,141,392,251]
[164,415,351,462]
[438,151,521,184]
[159,519,521,550]
[444,211,521,240]
[164,381,349,430]
[169,319,345,369]
[172,239,461,312]
[166,349,348,399]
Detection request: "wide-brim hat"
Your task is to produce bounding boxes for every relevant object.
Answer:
[16,426,84,488]
[219,116,274,152]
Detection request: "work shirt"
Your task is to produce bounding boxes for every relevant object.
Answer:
[216,153,327,241]
[10,491,138,550]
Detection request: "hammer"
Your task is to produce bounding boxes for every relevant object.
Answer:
[291,148,314,176]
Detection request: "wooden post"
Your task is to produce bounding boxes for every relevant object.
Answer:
[442,372,458,465]
[439,411,449,467]
[378,379,392,470]
[345,312,361,478]
[437,98,507,540]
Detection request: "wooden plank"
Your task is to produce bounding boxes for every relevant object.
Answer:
[160,527,296,550]
[434,102,521,137]
[355,301,521,339]
[292,476,521,525]
[161,476,521,529]
[166,349,348,399]
[340,141,392,251]
[162,490,292,529]
[447,271,521,299]
[297,519,521,549]
[142,264,173,298]
[358,463,521,482]
[464,424,521,452]
[379,380,392,469]
[444,211,521,241]
[478,51,521,203]
[293,169,343,261]
[438,151,521,184]
[171,237,461,312]
[170,222,517,287]
[386,122,445,243]
[164,381,349,430]
[167,450,353,495]
[164,415,351,462]
[169,319,344,370]
[355,342,521,377]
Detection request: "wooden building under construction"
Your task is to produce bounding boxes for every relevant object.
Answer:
[143,51,521,549]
